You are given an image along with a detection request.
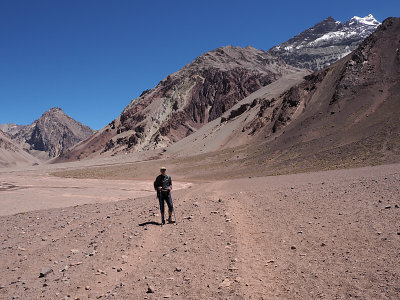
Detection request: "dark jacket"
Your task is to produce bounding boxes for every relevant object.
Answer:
[154,174,172,191]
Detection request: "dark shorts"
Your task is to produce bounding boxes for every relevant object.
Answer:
[158,190,173,213]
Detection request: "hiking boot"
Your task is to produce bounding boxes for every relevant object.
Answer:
[167,216,173,223]
[162,218,165,225]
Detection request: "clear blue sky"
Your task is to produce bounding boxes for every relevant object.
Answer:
[0,0,397,129]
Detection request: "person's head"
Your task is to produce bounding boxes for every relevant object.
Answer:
[160,167,167,175]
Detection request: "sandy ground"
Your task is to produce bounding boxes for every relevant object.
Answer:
[0,162,399,299]
[0,171,191,216]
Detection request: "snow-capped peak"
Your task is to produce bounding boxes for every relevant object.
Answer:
[348,14,380,26]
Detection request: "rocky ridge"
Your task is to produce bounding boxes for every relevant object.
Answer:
[269,14,380,70]
[58,46,303,161]
[13,107,95,158]
[0,130,39,167]
[0,124,26,137]
[217,17,400,173]
[164,17,400,176]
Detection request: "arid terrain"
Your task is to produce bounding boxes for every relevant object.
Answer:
[0,158,399,299]
[1,15,399,300]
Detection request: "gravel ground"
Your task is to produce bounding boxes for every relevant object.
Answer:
[0,163,399,299]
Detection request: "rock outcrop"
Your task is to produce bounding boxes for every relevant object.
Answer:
[13,107,95,158]
[269,14,380,70]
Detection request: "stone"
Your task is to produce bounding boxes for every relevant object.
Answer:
[219,279,231,288]
[39,267,53,278]
[146,284,155,293]
[291,246,297,250]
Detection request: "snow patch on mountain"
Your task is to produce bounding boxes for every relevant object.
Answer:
[269,14,381,70]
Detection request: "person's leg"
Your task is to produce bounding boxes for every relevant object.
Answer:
[166,192,173,222]
[158,192,165,224]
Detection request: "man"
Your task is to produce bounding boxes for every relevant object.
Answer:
[154,167,173,224]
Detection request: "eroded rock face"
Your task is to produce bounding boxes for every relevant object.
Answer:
[13,108,95,158]
[117,46,301,151]
[269,15,380,70]
[58,46,303,160]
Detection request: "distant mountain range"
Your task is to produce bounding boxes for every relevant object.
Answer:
[269,14,380,70]
[166,17,400,174]
[0,129,40,168]
[0,108,95,163]
[0,123,26,136]
[3,13,398,172]
[57,14,384,162]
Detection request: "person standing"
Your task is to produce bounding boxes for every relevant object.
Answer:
[154,167,173,224]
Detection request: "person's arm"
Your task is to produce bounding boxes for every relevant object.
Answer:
[168,176,172,190]
[154,176,161,191]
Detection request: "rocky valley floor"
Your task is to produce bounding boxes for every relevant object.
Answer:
[0,163,399,299]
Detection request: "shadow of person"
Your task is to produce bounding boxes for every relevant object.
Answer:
[139,221,162,226]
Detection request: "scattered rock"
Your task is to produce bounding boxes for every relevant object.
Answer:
[61,265,69,272]
[219,278,231,288]
[146,283,155,293]
[265,260,275,264]
[39,267,53,278]
[384,205,391,209]
[175,267,182,272]
[290,246,297,250]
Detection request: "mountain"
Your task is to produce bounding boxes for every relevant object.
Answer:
[269,14,380,70]
[13,107,95,158]
[0,123,26,136]
[0,130,40,168]
[57,46,304,161]
[167,17,400,175]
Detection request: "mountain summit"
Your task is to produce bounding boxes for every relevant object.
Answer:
[269,14,380,70]
[13,107,95,158]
